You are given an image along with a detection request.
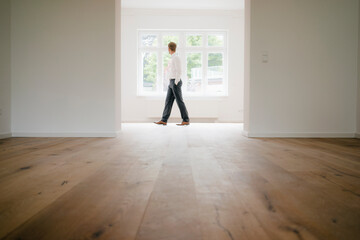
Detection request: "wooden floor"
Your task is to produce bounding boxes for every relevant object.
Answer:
[0,123,359,240]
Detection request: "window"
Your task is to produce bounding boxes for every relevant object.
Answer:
[138,30,228,96]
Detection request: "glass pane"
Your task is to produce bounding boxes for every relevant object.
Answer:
[163,35,179,47]
[207,53,224,93]
[142,52,157,92]
[186,53,202,92]
[208,34,224,47]
[141,34,158,47]
[162,52,172,91]
[186,35,202,47]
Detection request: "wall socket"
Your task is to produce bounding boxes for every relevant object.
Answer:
[262,51,269,63]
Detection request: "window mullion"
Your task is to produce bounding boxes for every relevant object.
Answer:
[180,33,186,92]
[138,50,142,95]
[203,49,207,95]
[203,34,207,95]
[159,32,164,94]
[157,49,161,94]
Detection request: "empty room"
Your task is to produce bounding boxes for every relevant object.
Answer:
[0,0,359,240]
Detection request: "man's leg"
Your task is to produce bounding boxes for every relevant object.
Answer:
[172,80,189,122]
[161,85,175,122]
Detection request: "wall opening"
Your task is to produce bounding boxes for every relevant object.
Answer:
[118,0,249,130]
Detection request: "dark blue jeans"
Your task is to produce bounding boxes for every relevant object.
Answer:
[161,79,190,122]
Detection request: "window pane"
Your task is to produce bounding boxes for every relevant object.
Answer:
[207,53,224,93]
[208,34,224,47]
[162,52,171,91]
[186,53,202,92]
[142,52,157,92]
[186,35,202,47]
[163,35,179,47]
[141,34,158,47]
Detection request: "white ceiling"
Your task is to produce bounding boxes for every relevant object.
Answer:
[121,0,244,10]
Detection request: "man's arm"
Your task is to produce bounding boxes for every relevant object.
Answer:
[174,56,181,85]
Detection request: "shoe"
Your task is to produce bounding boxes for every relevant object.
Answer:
[154,120,167,125]
[176,121,190,126]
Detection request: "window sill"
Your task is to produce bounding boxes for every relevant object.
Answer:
[137,94,228,100]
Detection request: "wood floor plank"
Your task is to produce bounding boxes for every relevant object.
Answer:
[190,147,271,240]
[0,124,359,240]
[0,127,166,240]
[259,139,360,200]
[135,129,202,240]
[0,137,69,161]
[0,137,48,148]
[217,142,359,240]
[0,138,118,238]
[0,138,100,181]
[252,139,360,197]
[273,138,360,171]
[197,132,320,240]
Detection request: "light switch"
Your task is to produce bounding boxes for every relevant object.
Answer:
[262,51,268,63]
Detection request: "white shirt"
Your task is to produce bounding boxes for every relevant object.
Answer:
[167,53,182,85]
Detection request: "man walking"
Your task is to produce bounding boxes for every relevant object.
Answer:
[154,42,190,126]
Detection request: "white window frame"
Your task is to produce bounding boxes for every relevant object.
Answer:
[137,29,228,97]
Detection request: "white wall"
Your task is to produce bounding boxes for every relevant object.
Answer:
[243,0,251,133]
[248,0,359,137]
[11,0,117,137]
[357,0,360,137]
[121,8,244,123]
[115,0,122,133]
[0,0,11,139]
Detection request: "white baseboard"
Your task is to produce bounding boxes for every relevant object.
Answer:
[8,130,360,139]
[241,130,249,137]
[0,132,12,139]
[11,132,117,137]
[246,132,356,138]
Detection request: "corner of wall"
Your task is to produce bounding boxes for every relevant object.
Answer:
[0,0,12,139]
[243,0,251,133]
[357,0,360,138]
[115,0,122,132]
